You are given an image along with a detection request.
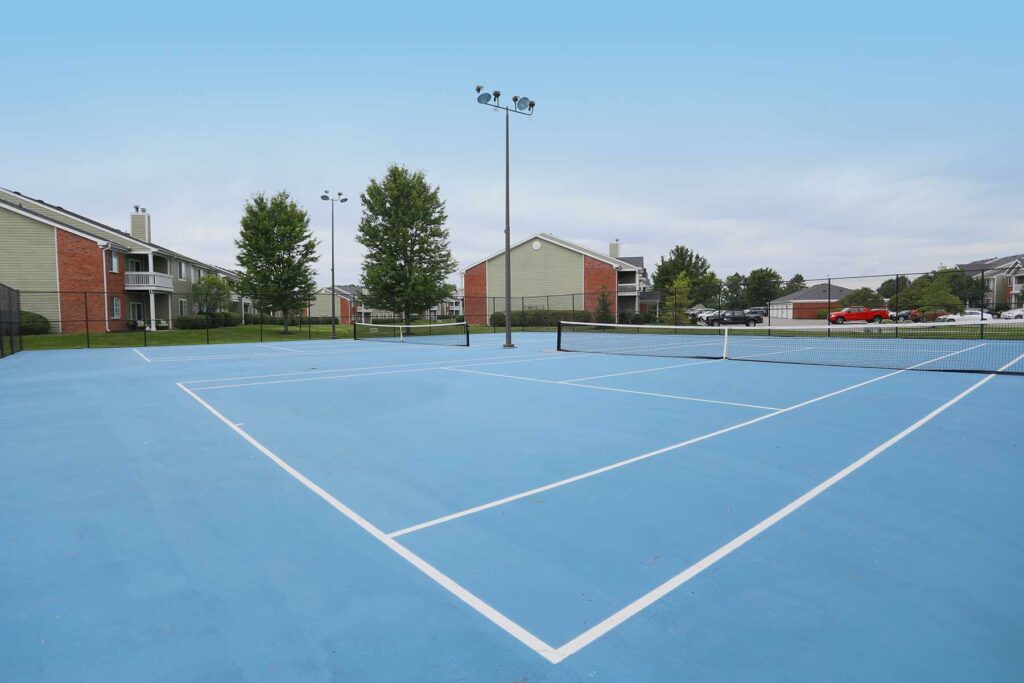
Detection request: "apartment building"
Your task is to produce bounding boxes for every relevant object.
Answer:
[0,187,246,332]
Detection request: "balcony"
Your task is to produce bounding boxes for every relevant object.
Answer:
[617,283,638,293]
[125,272,173,292]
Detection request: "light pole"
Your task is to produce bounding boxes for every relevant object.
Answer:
[476,85,535,348]
[320,191,348,339]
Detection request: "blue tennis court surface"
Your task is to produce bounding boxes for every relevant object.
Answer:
[2,333,1022,681]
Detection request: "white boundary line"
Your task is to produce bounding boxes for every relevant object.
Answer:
[561,359,723,382]
[551,350,1024,661]
[176,382,563,663]
[262,343,308,353]
[132,348,151,363]
[187,353,571,391]
[443,367,781,411]
[389,344,985,539]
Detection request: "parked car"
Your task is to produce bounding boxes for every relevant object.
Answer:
[704,309,760,326]
[997,307,1023,319]
[889,309,920,322]
[936,309,993,322]
[828,306,891,324]
[744,307,766,323]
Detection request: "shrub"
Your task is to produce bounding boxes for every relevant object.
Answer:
[815,309,829,319]
[221,312,243,327]
[20,310,50,335]
[488,309,593,327]
[174,314,210,329]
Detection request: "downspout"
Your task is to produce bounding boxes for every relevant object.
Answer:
[101,244,111,332]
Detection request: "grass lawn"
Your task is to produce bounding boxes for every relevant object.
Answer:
[22,324,355,351]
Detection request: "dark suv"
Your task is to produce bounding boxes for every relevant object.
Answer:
[704,310,759,326]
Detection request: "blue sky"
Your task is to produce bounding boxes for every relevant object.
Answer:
[2,1,1021,287]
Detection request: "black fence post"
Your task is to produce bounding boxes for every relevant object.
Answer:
[83,292,91,348]
[206,312,211,344]
[260,314,264,342]
[827,278,832,337]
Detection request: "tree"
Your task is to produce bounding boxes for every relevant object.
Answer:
[934,267,984,307]
[783,273,807,295]
[356,164,457,320]
[662,273,690,322]
[595,286,615,323]
[877,275,911,300]
[192,275,232,314]
[896,276,962,313]
[722,273,746,308]
[745,267,783,307]
[235,191,319,332]
[689,271,721,307]
[653,245,712,291]
[838,287,886,308]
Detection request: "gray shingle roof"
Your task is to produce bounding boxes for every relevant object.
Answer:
[770,282,855,303]
[956,254,1024,272]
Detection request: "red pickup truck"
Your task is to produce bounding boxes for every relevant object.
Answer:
[828,306,890,324]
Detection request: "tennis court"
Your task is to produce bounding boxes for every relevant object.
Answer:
[2,321,1023,681]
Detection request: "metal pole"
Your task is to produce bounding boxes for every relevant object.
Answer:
[827,278,832,337]
[503,108,514,348]
[330,200,337,339]
[84,291,91,348]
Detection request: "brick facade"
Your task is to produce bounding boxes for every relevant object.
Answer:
[56,231,127,333]
[582,256,617,319]
[464,263,488,325]
[792,301,831,319]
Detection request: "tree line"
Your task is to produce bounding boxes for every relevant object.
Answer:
[652,245,984,312]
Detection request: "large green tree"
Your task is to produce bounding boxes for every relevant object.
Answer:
[235,191,319,332]
[192,275,232,314]
[877,275,911,300]
[662,273,690,322]
[653,245,712,292]
[934,267,984,307]
[783,273,807,295]
[838,287,887,308]
[721,273,746,308]
[895,276,962,313]
[745,267,783,307]
[688,272,721,307]
[356,165,457,320]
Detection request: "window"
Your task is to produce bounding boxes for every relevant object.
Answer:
[178,261,186,280]
[108,251,119,273]
[192,267,199,283]
[129,301,144,321]
[179,299,189,316]
[111,296,121,319]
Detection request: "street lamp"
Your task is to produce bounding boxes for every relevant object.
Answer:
[475,85,536,349]
[320,191,348,339]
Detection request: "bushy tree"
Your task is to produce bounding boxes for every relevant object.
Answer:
[934,268,984,307]
[839,287,887,308]
[192,275,232,314]
[745,267,783,307]
[689,271,721,307]
[235,191,319,332]
[722,273,746,308]
[897,277,962,312]
[653,245,712,291]
[356,165,457,320]
[662,273,690,320]
[595,286,615,323]
[783,273,807,295]
[877,275,911,300]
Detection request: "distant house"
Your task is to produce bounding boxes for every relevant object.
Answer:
[0,187,249,333]
[460,233,651,324]
[956,254,1024,309]
[769,283,855,319]
[308,284,368,323]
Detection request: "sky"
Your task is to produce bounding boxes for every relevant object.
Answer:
[2,1,1022,290]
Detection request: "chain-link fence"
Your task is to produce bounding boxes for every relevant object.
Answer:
[11,267,1021,350]
[0,282,22,358]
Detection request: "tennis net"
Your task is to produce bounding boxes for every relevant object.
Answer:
[353,321,470,347]
[557,320,1024,375]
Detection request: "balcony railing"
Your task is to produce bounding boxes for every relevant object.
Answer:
[124,272,173,291]
[617,283,638,293]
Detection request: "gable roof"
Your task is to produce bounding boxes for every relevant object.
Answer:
[956,254,1024,272]
[0,197,121,247]
[0,186,225,271]
[461,233,640,273]
[770,282,856,303]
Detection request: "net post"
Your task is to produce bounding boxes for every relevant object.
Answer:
[352,322,358,340]
[722,328,729,360]
[556,321,562,351]
[464,322,470,347]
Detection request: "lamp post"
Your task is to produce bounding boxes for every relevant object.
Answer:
[475,85,536,348]
[320,191,348,339]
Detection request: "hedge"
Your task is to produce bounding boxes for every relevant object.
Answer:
[20,310,51,335]
[488,310,593,327]
[174,312,243,329]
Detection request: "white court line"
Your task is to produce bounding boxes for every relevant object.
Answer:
[262,343,307,353]
[443,367,781,411]
[389,343,985,539]
[552,349,1024,661]
[176,383,562,663]
[132,348,151,363]
[562,359,723,382]
[187,353,565,391]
